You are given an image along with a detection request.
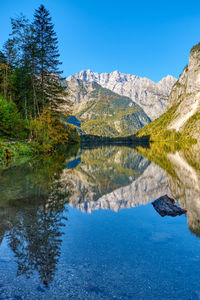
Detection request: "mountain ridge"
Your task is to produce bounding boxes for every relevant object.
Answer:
[67,70,177,120]
[64,79,150,137]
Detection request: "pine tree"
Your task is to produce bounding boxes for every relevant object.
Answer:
[33,5,65,112]
[0,5,72,147]
[0,51,6,64]
[0,51,9,99]
[3,15,35,115]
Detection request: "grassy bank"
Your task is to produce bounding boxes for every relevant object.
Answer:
[137,103,198,144]
[0,134,80,160]
[0,139,37,158]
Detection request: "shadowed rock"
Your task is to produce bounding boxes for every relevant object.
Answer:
[152,195,186,217]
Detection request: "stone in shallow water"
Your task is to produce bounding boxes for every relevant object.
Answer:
[152,195,186,217]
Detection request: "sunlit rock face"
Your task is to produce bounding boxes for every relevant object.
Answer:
[167,45,200,137]
[67,70,176,120]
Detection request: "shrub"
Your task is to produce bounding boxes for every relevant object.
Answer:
[0,95,27,138]
[29,109,69,151]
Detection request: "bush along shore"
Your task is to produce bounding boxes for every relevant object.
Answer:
[0,127,80,161]
[0,95,80,160]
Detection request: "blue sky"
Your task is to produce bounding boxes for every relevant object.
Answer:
[0,0,200,82]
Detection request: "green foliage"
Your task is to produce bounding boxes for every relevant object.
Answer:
[1,5,66,119]
[81,120,119,137]
[137,104,178,139]
[0,106,80,158]
[137,102,196,144]
[0,141,38,159]
[66,126,81,144]
[33,5,65,111]
[0,5,76,156]
[0,96,27,138]
[181,111,200,139]
[29,109,70,152]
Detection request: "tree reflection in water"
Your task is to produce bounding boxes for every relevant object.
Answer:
[0,152,75,286]
[1,142,200,287]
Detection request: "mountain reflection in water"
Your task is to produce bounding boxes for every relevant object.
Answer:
[0,143,200,298]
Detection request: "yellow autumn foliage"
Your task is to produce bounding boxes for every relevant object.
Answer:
[29,109,69,151]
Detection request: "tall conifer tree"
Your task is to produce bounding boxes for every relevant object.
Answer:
[3,15,35,116]
[33,5,64,112]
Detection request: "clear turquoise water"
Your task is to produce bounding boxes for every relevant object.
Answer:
[0,145,200,299]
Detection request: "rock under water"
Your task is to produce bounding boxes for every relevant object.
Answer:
[152,195,186,217]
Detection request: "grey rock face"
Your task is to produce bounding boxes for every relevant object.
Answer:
[67,70,177,120]
[64,79,97,108]
[167,46,200,135]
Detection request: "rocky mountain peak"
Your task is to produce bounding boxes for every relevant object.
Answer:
[67,70,176,120]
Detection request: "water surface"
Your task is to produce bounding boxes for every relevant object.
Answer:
[0,144,200,299]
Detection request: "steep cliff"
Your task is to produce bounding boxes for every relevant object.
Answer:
[138,43,200,142]
[167,45,200,139]
[67,70,176,120]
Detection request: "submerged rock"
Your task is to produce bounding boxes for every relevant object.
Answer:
[152,195,186,217]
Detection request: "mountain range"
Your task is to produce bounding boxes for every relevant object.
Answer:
[65,43,200,143]
[65,79,151,137]
[67,70,176,120]
[65,71,176,137]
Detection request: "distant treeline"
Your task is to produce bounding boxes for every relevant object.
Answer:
[81,134,150,148]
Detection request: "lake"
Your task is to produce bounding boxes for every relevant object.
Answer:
[0,143,200,300]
